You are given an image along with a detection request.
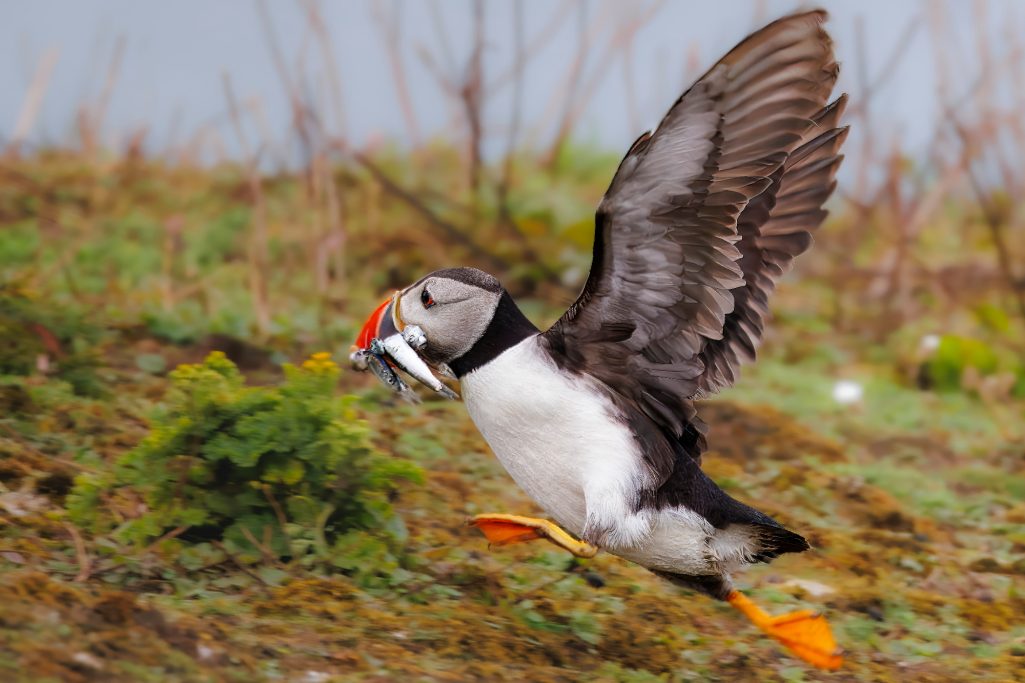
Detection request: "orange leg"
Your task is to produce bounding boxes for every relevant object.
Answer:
[468,513,598,558]
[727,591,843,670]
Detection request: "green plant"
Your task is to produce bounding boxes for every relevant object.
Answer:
[925,334,1000,392]
[0,283,105,397]
[67,351,422,576]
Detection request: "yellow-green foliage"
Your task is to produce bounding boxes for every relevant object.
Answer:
[925,334,1024,394]
[67,352,422,572]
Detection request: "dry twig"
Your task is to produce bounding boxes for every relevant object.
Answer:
[63,523,91,582]
[223,74,272,336]
[8,49,60,155]
[355,154,511,273]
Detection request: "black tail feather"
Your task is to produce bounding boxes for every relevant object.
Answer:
[749,522,809,563]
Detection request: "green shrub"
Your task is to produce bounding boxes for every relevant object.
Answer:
[925,334,1001,392]
[68,351,422,574]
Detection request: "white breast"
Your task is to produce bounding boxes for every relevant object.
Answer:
[459,336,760,576]
[459,336,645,537]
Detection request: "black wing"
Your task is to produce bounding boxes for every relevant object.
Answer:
[542,11,844,474]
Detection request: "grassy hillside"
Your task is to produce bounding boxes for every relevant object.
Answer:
[1,151,1023,682]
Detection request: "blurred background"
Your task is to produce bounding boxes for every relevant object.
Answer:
[1,2,1023,681]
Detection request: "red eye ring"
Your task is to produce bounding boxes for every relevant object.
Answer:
[421,288,435,308]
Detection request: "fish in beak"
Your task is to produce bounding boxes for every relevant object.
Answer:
[350,292,458,401]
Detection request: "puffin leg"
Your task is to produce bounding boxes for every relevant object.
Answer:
[726,591,843,671]
[468,513,598,558]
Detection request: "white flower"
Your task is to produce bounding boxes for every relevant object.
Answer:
[919,334,941,353]
[832,380,863,405]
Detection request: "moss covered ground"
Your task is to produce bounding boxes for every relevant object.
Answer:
[1,154,1023,681]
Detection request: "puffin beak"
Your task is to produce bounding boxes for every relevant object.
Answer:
[354,294,396,353]
[350,291,458,401]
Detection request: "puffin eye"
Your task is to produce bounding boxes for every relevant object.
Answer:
[420,288,436,309]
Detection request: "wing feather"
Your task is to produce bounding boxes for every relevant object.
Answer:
[542,11,842,464]
[696,96,849,395]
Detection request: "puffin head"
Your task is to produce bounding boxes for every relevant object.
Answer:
[387,267,504,368]
[351,268,512,398]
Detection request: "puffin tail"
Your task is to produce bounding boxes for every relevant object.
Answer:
[707,489,810,564]
[747,522,809,562]
[706,520,808,568]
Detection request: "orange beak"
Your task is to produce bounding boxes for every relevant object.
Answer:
[349,290,459,401]
[352,292,400,352]
[354,296,390,351]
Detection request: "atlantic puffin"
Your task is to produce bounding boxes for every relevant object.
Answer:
[352,10,847,670]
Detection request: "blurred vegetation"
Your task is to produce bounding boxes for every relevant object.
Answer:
[0,283,106,397]
[4,3,1025,667]
[0,142,1021,682]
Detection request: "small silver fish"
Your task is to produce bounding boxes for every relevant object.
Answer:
[401,324,428,351]
[359,348,421,403]
[349,348,370,371]
[379,333,459,400]
[351,316,458,400]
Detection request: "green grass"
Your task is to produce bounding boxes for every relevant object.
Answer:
[1,150,1024,681]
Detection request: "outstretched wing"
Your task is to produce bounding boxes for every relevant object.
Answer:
[696,95,849,395]
[542,11,842,450]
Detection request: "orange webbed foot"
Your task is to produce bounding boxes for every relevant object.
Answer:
[727,591,843,670]
[468,514,598,558]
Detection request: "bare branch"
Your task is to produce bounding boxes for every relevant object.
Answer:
[464,0,485,192]
[223,73,272,336]
[63,523,91,582]
[301,0,348,144]
[93,36,127,142]
[8,49,60,155]
[486,0,575,94]
[371,0,422,147]
[355,153,510,273]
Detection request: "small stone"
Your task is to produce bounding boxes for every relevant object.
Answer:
[780,578,835,597]
[71,652,104,671]
[303,672,331,683]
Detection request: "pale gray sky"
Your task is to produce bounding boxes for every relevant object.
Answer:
[2,0,1021,167]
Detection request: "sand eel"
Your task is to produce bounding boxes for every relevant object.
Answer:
[352,9,848,670]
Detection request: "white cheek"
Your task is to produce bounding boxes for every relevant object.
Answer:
[430,302,494,358]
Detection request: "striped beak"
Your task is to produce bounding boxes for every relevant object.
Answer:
[350,291,458,401]
[354,292,401,352]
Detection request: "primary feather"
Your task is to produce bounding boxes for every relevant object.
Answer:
[543,11,845,479]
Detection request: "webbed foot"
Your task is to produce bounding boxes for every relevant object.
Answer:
[468,513,598,558]
[727,591,843,670]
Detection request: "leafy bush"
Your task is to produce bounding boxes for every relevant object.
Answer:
[924,334,1008,393]
[68,352,422,574]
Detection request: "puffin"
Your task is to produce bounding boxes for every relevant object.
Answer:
[352,9,847,670]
